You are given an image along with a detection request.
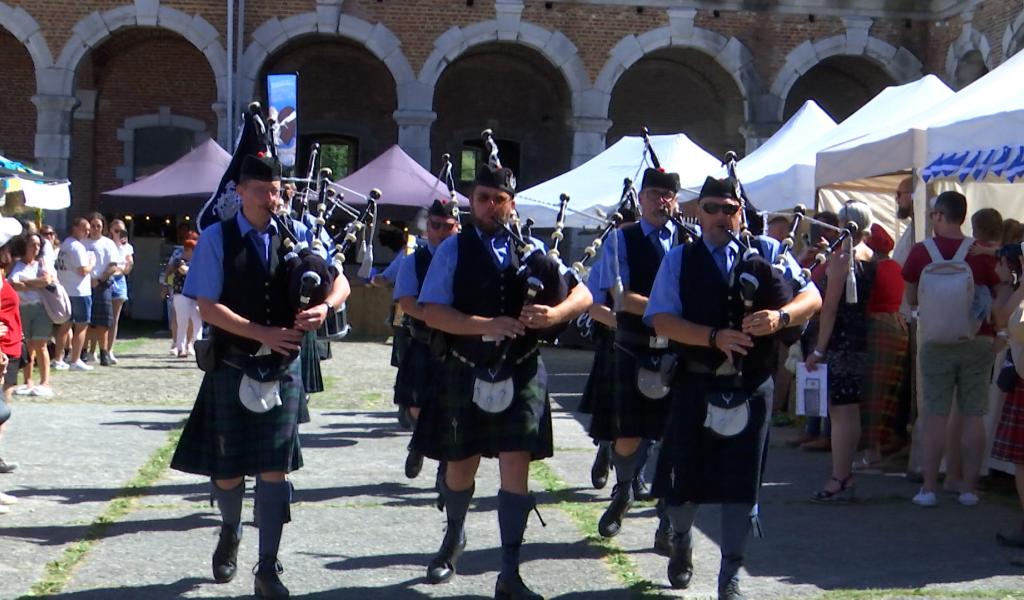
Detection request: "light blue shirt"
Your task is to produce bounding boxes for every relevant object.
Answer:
[183,211,313,301]
[418,228,564,307]
[380,250,408,284]
[585,249,609,306]
[599,218,676,292]
[393,242,438,301]
[643,235,812,327]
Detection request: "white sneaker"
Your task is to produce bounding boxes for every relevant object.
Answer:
[51,360,69,371]
[70,360,94,371]
[958,492,980,506]
[107,352,118,365]
[912,489,938,507]
[31,385,54,398]
[0,492,18,505]
[13,385,33,396]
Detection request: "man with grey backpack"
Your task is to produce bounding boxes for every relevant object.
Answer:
[902,190,1002,508]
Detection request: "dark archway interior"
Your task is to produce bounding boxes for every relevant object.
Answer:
[0,28,38,163]
[607,47,745,160]
[431,42,572,193]
[784,55,895,123]
[261,35,398,175]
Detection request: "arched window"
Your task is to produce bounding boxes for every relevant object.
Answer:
[116,108,209,184]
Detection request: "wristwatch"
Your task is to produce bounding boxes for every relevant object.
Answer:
[777,309,791,328]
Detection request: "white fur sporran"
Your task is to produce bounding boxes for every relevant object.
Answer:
[703,391,751,437]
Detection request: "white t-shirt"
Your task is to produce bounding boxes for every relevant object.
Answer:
[85,236,122,282]
[39,240,56,272]
[9,260,47,305]
[56,237,92,297]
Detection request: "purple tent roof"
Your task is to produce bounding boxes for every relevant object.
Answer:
[103,139,231,198]
[330,145,468,207]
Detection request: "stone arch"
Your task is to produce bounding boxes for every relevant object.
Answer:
[594,23,760,124]
[946,26,992,88]
[116,108,209,185]
[782,55,896,122]
[0,1,53,72]
[417,19,590,116]
[769,33,923,122]
[1003,11,1024,60]
[239,10,414,109]
[50,2,227,101]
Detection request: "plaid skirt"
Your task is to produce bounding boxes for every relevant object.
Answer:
[862,313,909,445]
[411,352,553,462]
[393,338,440,408]
[588,344,671,442]
[579,326,614,415]
[993,383,1024,464]
[171,358,304,479]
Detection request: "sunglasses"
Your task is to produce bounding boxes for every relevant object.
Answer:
[701,202,741,216]
[428,220,456,232]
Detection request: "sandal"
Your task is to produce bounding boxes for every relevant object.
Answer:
[811,475,855,503]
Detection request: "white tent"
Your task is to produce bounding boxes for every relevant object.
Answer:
[680,100,837,212]
[515,133,719,227]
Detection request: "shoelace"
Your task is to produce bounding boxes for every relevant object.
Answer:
[252,560,284,576]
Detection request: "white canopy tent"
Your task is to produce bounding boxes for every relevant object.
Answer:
[515,133,719,227]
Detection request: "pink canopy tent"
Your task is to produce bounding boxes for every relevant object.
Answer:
[329,145,468,212]
[100,139,231,215]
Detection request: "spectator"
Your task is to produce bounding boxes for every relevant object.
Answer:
[107,219,133,364]
[805,200,875,502]
[38,224,58,271]
[902,191,1002,507]
[0,218,24,507]
[165,238,200,358]
[860,224,908,467]
[83,213,123,367]
[1003,218,1024,246]
[993,278,1024,566]
[766,215,790,242]
[8,233,55,397]
[53,217,95,371]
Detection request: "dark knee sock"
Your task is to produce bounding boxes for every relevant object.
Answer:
[256,480,291,565]
[212,480,244,537]
[441,479,474,531]
[497,489,536,581]
[611,446,640,487]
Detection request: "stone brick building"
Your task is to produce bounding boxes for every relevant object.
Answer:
[0,0,1019,215]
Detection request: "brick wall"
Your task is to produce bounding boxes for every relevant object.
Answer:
[0,29,37,163]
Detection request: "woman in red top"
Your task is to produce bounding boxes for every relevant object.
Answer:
[860,224,909,467]
[0,220,24,494]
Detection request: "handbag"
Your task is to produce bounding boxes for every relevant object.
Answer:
[40,283,71,325]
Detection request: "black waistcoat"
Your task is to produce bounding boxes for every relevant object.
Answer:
[406,244,434,332]
[678,238,775,390]
[214,217,292,355]
[452,229,537,356]
[616,221,679,338]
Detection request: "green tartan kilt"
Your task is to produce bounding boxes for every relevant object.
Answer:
[393,338,439,408]
[171,358,304,479]
[588,343,671,442]
[411,353,553,462]
[298,331,322,425]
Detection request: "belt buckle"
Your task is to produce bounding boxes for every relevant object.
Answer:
[649,336,668,350]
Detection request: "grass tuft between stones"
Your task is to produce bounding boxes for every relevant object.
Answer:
[22,424,184,598]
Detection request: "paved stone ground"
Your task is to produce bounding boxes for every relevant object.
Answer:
[0,337,1022,599]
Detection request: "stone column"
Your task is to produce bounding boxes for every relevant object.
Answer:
[32,94,77,179]
[739,121,781,155]
[570,117,612,168]
[212,101,229,149]
[393,109,437,169]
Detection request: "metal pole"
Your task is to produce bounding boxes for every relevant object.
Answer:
[226,0,234,146]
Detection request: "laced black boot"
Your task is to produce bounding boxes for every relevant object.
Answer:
[253,557,289,599]
[426,480,473,584]
[597,482,633,538]
[667,530,694,590]
[211,525,241,583]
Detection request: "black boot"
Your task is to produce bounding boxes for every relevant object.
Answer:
[253,557,289,599]
[212,525,241,583]
[597,482,633,538]
[667,531,694,590]
[405,444,424,479]
[718,579,747,600]
[590,443,610,490]
[427,480,473,584]
[653,515,672,557]
[495,490,544,600]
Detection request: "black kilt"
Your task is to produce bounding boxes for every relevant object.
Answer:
[390,325,411,367]
[653,376,770,506]
[579,326,614,415]
[412,353,553,462]
[298,331,323,425]
[171,358,304,479]
[588,343,671,442]
[393,338,439,408]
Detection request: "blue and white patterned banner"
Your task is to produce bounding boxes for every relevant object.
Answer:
[923,145,1024,183]
[267,73,298,168]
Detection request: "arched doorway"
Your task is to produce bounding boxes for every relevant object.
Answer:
[259,36,398,178]
[784,55,895,122]
[607,47,745,160]
[0,28,37,163]
[432,43,572,193]
[72,28,218,211]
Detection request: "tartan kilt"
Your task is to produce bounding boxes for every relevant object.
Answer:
[393,338,439,408]
[411,352,553,462]
[391,325,411,367]
[579,327,614,415]
[862,313,909,446]
[588,343,670,442]
[171,358,304,479]
[992,383,1024,464]
[300,331,324,395]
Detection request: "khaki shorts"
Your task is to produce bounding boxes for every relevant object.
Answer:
[919,336,994,417]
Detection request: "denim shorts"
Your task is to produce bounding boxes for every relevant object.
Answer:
[69,295,93,325]
[110,276,128,300]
